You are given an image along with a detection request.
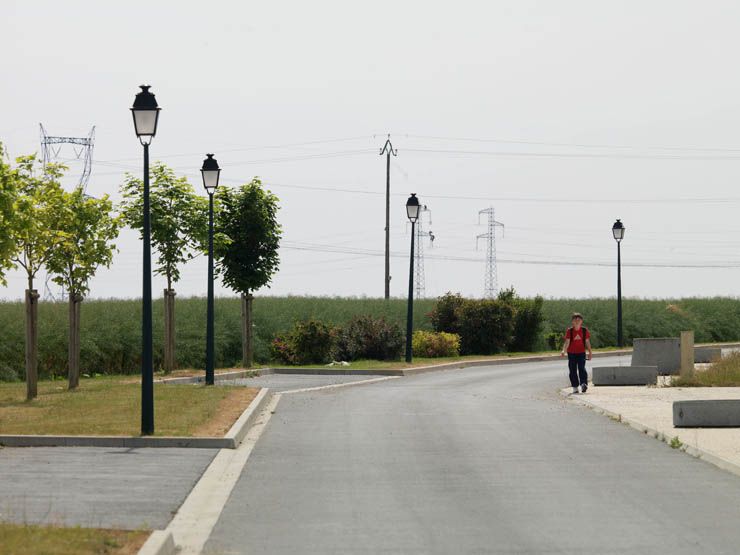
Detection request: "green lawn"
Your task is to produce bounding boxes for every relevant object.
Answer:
[673,352,740,387]
[0,376,258,436]
[0,523,149,555]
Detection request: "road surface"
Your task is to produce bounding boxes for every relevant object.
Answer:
[205,356,740,554]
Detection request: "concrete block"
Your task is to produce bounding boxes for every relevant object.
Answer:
[632,338,681,375]
[138,530,176,555]
[592,366,659,386]
[673,400,740,428]
[695,347,722,364]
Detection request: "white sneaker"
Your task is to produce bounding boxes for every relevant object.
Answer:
[572,386,579,394]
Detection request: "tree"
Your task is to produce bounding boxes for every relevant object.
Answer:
[214,179,281,367]
[47,189,120,389]
[0,144,18,285]
[8,155,68,399]
[119,163,207,374]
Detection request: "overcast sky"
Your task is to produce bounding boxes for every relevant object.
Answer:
[4,0,740,301]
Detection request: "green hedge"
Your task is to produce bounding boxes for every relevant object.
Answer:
[1,295,740,381]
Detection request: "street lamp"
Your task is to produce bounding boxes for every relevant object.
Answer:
[405,193,420,363]
[201,154,221,385]
[612,219,625,347]
[131,85,161,436]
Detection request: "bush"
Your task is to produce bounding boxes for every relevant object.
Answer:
[429,292,465,334]
[500,289,544,352]
[458,299,515,355]
[412,331,460,358]
[336,315,404,361]
[270,333,297,365]
[270,320,336,365]
[545,331,564,351]
[291,319,337,364]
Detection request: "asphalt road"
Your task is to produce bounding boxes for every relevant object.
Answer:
[205,356,740,554]
[0,447,217,529]
[223,373,385,392]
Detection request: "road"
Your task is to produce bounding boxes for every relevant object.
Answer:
[204,356,740,554]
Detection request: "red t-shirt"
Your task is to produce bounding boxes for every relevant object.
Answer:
[565,326,590,354]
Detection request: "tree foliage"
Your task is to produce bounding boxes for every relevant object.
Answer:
[213,179,281,295]
[7,154,68,290]
[0,144,18,284]
[119,163,207,289]
[46,188,120,297]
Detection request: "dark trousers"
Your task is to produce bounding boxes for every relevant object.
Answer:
[568,352,588,387]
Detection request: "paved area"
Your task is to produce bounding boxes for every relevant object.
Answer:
[0,447,217,529]
[570,384,740,469]
[222,374,383,392]
[205,355,740,554]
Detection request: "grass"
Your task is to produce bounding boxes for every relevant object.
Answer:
[0,376,258,436]
[284,346,630,370]
[2,295,740,381]
[0,523,149,555]
[673,352,740,387]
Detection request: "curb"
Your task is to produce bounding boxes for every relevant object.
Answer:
[0,388,271,449]
[224,387,272,446]
[561,389,740,479]
[138,530,176,555]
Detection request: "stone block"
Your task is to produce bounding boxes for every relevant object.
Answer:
[592,366,659,386]
[632,338,681,375]
[673,400,740,427]
[695,347,722,364]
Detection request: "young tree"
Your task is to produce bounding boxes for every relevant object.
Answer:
[47,189,120,389]
[0,144,19,285]
[8,155,68,399]
[214,179,281,367]
[119,163,207,373]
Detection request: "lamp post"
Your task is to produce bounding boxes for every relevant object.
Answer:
[612,219,625,348]
[201,154,221,385]
[131,85,161,435]
[405,193,420,363]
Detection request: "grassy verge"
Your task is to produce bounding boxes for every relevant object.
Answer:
[0,376,258,436]
[673,352,740,387]
[281,347,629,370]
[0,523,149,555]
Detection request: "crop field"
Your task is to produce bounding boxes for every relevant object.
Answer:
[1,295,739,380]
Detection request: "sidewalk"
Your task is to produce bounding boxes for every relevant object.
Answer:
[567,385,740,476]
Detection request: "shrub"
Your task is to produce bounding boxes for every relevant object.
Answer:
[503,290,544,352]
[458,298,515,355]
[412,331,460,357]
[270,333,297,365]
[336,315,404,361]
[291,319,337,365]
[545,331,564,351]
[429,292,465,334]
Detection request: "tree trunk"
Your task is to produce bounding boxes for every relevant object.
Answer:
[25,289,39,400]
[163,289,176,374]
[241,292,254,368]
[68,293,82,390]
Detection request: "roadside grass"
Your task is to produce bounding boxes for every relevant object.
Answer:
[0,376,258,436]
[280,346,629,370]
[673,352,740,387]
[0,523,149,555]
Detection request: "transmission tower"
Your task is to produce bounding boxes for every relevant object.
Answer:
[412,205,433,298]
[40,124,95,191]
[476,207,504,298]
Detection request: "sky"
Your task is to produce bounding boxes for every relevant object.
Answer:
[3,0,740,301]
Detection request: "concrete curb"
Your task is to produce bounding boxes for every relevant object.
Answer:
[561,389,740,479]
[137,530,176,555]
[0,388,271,449]
[224,387,272,446]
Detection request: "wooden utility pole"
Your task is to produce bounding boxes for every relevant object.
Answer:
[379,135,397,299]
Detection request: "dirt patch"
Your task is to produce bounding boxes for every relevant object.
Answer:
[193,387,260,437]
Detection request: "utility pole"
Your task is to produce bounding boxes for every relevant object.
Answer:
[476,207,505,298]
[379,134,397,299]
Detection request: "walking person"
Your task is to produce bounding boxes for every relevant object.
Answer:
[560,312,592,394]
